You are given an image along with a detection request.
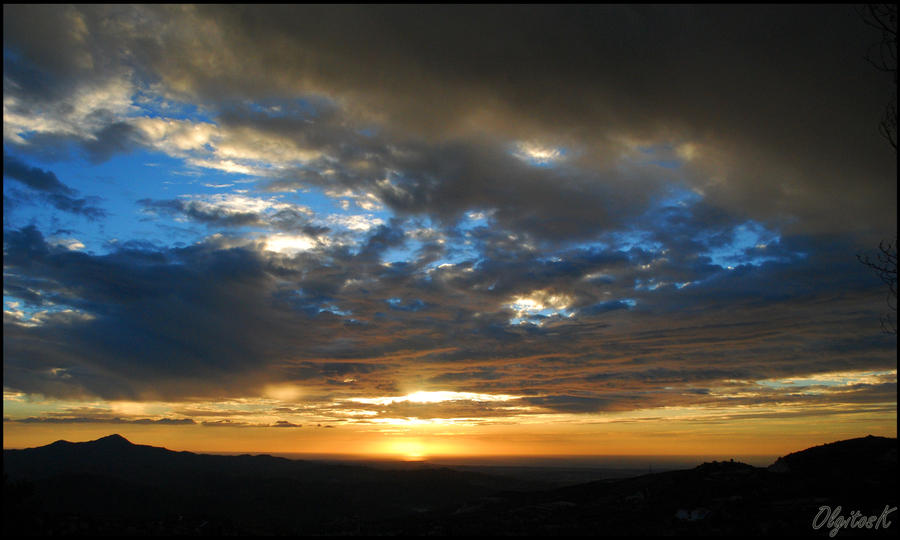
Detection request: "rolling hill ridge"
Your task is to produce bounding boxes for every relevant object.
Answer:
[4,434,897,535]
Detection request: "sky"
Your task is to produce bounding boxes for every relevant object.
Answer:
[3,5,897,460]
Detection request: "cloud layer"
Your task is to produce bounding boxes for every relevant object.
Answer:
[3,5,896,433]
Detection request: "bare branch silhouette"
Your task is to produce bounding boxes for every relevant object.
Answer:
[858,4,897,149]
[855,6,897,334]
[858,238,898,334]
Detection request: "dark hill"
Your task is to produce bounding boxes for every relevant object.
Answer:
[4,434,897,535]
[367,436,898,536]
[769,434,897,476]
[3,434,543,535]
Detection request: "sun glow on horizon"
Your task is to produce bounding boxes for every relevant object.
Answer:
[346,390,520,406]
[387,439,428,461]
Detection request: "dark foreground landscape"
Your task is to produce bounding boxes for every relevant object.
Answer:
[3,435,897,536]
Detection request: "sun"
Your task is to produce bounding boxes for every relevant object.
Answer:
[387,439,427,461]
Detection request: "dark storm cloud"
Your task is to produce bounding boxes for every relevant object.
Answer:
[175,5,895,238]
[370,138,666,242]
[3,225,317,399]
[2,5,896,418]
[209,99,665,243]
[3,155,75,194]
[42,191,106,220]
[4,5,894,240]
[4,125,144,165]
[138,198,262,228]
[79,121,144,163]
[3,155,107,219]
[1,155,106,219]
[137,197,330,237]
[3,217,895,413]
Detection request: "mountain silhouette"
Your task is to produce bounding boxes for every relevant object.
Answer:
[3,434,544,535]
[769,434,897,476]
[368,435,897,536]
[4,434,897,535]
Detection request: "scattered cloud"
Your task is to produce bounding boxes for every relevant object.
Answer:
[2,5,895,440]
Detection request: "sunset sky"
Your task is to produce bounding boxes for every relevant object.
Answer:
[3,5,896,459]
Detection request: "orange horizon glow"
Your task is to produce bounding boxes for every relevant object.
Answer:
[5,405,896,462]
[5,375,897,461]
